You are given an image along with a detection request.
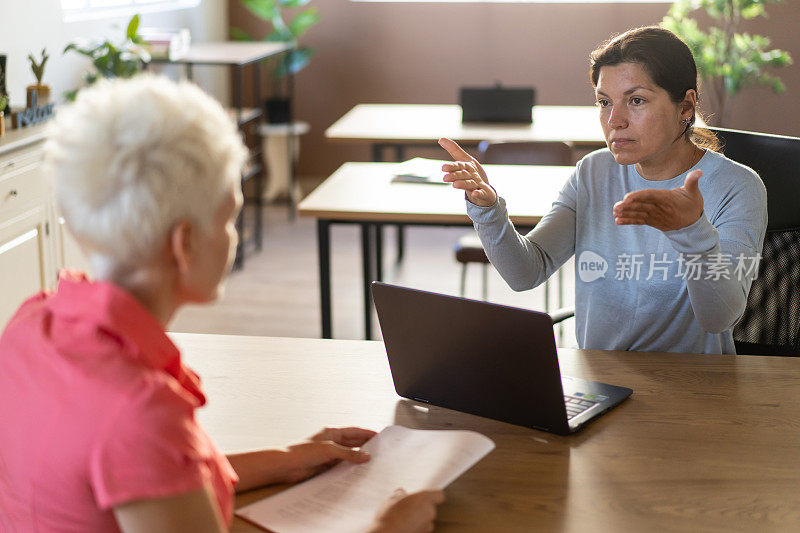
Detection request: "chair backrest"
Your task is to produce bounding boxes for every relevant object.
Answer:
[477,141,572,166]
[706,127,800,356]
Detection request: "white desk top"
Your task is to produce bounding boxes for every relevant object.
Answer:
[152,41,293,66]
[297,161,572,225]
[325,104,607,146]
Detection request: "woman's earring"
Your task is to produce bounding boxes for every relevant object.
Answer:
[681,118,691,125]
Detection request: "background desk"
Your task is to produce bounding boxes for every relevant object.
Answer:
[298,162,573,339]
[174,333,800,533]
[151,42,295,267]
[326,104,607,162]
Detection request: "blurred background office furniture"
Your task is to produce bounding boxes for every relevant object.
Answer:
[298,162,572,339]
[327,104,606,265]
[709,127,800,356]
[456,141,572,301]
[150,41,294,268]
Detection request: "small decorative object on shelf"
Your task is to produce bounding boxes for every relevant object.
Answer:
[139,27,191,61]
[27,48,50,108]
[0,93,8,137]
[11,90,54,129]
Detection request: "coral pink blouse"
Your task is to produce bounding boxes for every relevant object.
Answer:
[0,272,238,532]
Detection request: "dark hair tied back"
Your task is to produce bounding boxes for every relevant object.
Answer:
[589,26,720,151]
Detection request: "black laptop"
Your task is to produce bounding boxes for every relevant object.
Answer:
[372,282,632,435]
[459,85,535,124]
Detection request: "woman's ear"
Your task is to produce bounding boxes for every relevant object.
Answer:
[681,89,698,119]
[170,220,194,274]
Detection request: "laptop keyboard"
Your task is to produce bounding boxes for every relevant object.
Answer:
[564,394,599,420]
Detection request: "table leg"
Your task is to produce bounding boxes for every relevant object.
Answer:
[361,223,374,340]
[376,223,384,282]
[287,65,296,220]
[371,143,384,162]
[253,61,264,250]
[234,66,243,124]
[318,220,332,339]
[233,207,245,270]
[370,143,408,265]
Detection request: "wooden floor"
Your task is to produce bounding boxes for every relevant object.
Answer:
[170,203,577,346]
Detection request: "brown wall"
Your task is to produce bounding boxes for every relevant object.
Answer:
[229,0,800,179]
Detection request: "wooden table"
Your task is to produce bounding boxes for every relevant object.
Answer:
[325,104,608,162]
[297,162,573,339]
[173,333,800,533]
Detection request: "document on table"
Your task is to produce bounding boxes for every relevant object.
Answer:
[391,157,450,185]
[235,425,495,533]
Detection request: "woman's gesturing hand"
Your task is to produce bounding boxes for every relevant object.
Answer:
[438,138,498,207]
[613,170,704,232]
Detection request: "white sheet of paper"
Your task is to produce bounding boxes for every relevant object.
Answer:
[392,157,450,184]
[235,425,495,533]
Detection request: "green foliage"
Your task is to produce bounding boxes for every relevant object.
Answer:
[28,48,49,85]
[233,0,320,79]
[661,0,792,124]
[0,93,8,112]
[63,14,150,100]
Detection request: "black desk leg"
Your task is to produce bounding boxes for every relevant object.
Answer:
[361,223,374,340]
[287,66,296,220]
[233,204,245,270]
[317,219,332,339]
[370,143,406,265]
[375,223,383,282]
[394,146,406,263]
[371,143,384,163]
[253,61,264,250]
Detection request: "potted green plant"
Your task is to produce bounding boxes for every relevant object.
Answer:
[27,48,50,108]
[0,55,9,114]
[63,14,150,100]
[232,0,320,123]
[661,0,793,126]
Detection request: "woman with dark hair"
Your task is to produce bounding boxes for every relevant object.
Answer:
[440,26,767,355]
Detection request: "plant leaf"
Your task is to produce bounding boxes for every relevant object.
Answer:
[241,0,276,22]
[230,27,254,41]
[126,14,140,40]
[288,7,320,39]
[273,47,313,77]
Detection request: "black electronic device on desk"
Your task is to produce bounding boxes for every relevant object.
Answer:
[459,84,535,124]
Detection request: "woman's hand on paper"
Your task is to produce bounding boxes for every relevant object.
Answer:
[371,488,446,533]
[439,138,498,207]
[275,426,377,484]
[613,170,704,232]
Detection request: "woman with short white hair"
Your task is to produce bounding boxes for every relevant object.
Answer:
[0,75,443,533]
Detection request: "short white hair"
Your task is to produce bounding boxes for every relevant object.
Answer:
[44,74,248,278]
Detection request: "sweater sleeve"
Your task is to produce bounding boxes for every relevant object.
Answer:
[466,169,578,292]
[664,176,767,334]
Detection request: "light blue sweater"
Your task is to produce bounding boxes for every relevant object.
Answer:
[467,148,767,354]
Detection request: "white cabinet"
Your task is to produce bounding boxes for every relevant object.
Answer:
[0,126,89,327]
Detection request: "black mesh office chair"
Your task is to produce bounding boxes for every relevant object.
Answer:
[708,127,800,356]
[455,141,572,300]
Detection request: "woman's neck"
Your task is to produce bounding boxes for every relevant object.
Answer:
[635,140,702,181]
[103,266,179,328]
